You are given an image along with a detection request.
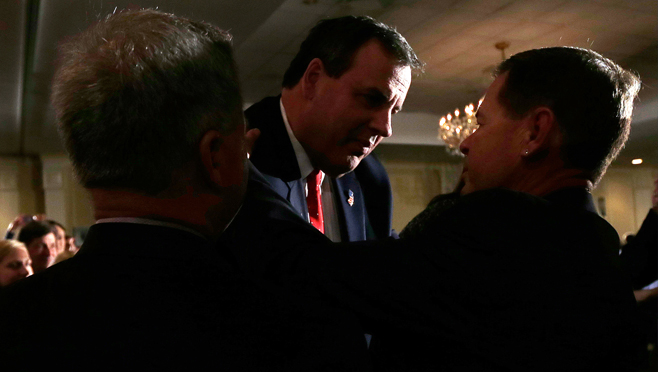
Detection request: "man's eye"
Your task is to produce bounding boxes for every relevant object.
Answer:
[364,94,384,108]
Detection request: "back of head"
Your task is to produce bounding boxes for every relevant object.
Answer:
[17,221,54,245]
[495,47,640,185]
[282,15,423,88]
[47,220,65,233]
[52,9,244,195]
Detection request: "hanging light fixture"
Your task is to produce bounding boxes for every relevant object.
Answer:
[438,41,509,156]
[438,101,481,156]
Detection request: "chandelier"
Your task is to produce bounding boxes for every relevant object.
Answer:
[438,41,509,156]
[438,100,481,156]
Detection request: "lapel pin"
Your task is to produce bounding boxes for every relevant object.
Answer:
[347,190,355,207]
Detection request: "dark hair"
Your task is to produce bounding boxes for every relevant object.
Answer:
[47,220,65,232]
[52,9,244,194]
[282,16,423,88]
[495,47,640,184]
[17,221,55,246]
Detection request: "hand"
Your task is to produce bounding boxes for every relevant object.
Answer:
[7,214,33,232]
[245,128,260,159]
[633,287,658,303]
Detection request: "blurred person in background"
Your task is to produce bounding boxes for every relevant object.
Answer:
[16,221,57,273]
[47,220,67,255]
[0,240,32,287]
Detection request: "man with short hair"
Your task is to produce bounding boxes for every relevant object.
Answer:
[17,221,57,273]
[228,47,645,371]
[246,16,422,242]
[0,9,369,370]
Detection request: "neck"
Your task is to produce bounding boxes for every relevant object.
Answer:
[89,187,232,240]
[281,87,305,139]
[516,167,592,197]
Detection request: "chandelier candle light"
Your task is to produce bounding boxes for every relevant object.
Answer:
[438,41,509,156]
[438,99,481,156]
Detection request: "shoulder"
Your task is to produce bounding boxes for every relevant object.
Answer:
[244,96,281,129]
[444,188,549,224]
[353,154,390,187]
[411,187,613,251]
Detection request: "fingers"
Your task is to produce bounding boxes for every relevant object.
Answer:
[8,214,34,231]
[245,128,261,159]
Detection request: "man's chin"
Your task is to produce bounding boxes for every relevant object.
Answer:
[324,156,362,178]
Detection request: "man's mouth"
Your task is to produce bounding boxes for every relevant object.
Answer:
[357,135,378,148]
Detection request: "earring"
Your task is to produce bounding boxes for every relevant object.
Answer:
[524,150,529,156]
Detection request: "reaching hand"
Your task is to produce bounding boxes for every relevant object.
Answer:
[7,214,34,233]
[245,128,261,159]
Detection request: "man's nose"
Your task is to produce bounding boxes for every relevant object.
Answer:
[369,109,393,138]
[459,134,472,156]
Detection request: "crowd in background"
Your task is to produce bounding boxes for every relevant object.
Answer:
[1,215,78,287]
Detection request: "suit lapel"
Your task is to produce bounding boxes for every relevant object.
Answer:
[245,96,302,182]
[333,173,366,242]
[245,96,308,219]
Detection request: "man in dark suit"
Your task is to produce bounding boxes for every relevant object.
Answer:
[246,16,423,242]
[226,47,645,371]
[0,9,370,371]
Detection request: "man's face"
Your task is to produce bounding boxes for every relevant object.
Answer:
[0,248,32,287]
[300,40,412,177]
[459,73,527,195]
[26,232,57,273]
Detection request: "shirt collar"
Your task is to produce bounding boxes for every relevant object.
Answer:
[95,217,208,239]
[280,98,315,180]
[93,207,246,240]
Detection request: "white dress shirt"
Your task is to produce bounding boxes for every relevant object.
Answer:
[280,99,341,242]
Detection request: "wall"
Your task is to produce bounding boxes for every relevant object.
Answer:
[41,155,95,232]
[592,165,657,239]
[0,156,43,234]
[375,144,462,233]
[0,155,95,238]
[384,160,462,233]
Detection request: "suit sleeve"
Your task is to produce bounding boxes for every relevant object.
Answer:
[354,154,395,239]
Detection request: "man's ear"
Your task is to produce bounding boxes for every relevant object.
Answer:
[301,58,325,100]
[199,130,224,186]
[523,107,559,157]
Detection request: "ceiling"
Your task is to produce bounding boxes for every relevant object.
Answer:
[1,0,656,166]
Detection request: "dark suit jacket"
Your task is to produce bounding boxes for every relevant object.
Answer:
[245,95,394,241]
[0,222,370,371]
[226,184,644,371]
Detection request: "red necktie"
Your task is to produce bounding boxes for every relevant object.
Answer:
[306,169,324,234]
